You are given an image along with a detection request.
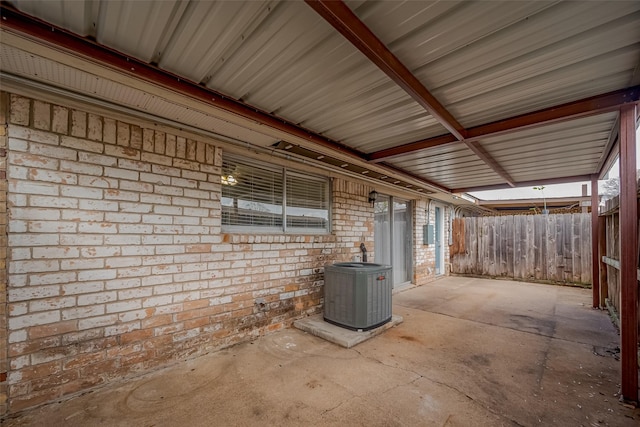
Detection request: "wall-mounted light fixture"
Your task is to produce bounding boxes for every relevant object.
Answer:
[368,190,378,206]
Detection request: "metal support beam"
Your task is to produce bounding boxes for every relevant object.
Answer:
[305,0,516,188]
[595,115,620,179]
[451,174,593,194]
[369,86,640,161]
[369,134,458,162]
[305,0,467,140]
[464,141,515,187]
[591,175,600,308]
[619,103,638,404]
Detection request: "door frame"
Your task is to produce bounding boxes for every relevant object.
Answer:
[434,204,445,276]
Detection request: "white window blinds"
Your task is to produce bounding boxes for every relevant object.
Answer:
[286,172,329,231]
[221,155,329,233]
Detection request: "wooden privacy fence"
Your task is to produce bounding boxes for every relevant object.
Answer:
[597,188,640,331]
[451,213,592,284]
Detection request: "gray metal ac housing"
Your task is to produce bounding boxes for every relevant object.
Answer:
[323,262,392,331]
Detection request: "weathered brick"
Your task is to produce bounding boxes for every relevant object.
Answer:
[60,185,103,200]
[130,125,142,150]
[8,311,61,330]
[77,315,117,330]
[30,345,78,365]
[116,122,130,146]
[8,335,60,358]
[119,328,153,345]
[77,269,115,282]
[105,278,140,291]
[29,142,76,160]
[32,101,51,131]
[29,271,76,286]
[165,134,176,157]
[28,321,77,339]
[70,110,87,137]
[60,135,103,153]
[9,181,59,197]
[63,352,104,371]
[77,291,117,306]
[30,195,78,209]
[51,106,69,134]
[104,145,140,160]
[141,152,172,166]
[2,96,367,414]
[87,114,103,142]
[154,131,165,154]
[78,152,117,167]
[29,297,76,313]
[9,95,30,125]
[9,260,59,274]
[103,118,116,144]
[60,259,104,271]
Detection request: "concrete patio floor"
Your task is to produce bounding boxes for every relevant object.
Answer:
[4,276,639,426]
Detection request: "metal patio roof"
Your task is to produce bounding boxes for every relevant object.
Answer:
[1,0,639,200]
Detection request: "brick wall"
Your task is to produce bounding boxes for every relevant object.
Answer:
[0,93,9,415]
[332,180,375,261]
[2,93,373,413]
[413,200,452,286]
[414,199,432,286]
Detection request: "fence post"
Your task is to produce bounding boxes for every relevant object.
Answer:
[597,215,607,308]
[591,175,600,307]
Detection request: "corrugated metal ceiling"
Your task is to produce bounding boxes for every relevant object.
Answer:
[2,0,640,196]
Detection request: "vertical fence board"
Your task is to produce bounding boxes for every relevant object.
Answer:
[506,216,514,277]
[451,213,592,284]
[513,216,524,279]
[525,215,536,282]
[546,214,557,281]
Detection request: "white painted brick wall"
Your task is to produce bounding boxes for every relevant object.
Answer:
[3,93,431,412]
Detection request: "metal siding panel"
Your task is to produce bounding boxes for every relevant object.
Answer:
[439,176,505,189]
[394,152,482,170]
[12,0,97,36]
[480,117,616,150]
[434,16,640,105]
[202,1,435,151]
[96,0,186,63]
[479,114,616,179]
[446,53,639,127]
[204,1,326,99]
[415,2,639,86]
[158,1,274,82]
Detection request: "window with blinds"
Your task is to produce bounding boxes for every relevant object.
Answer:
[221,155,330,233]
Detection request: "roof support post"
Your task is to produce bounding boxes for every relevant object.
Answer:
[591,175,600,308]
[619,103,638,404]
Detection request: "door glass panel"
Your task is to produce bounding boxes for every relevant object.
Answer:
[374,195,412,287]
[435,206,443,275]
[393,199,411,284]
[374,195,391,266]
